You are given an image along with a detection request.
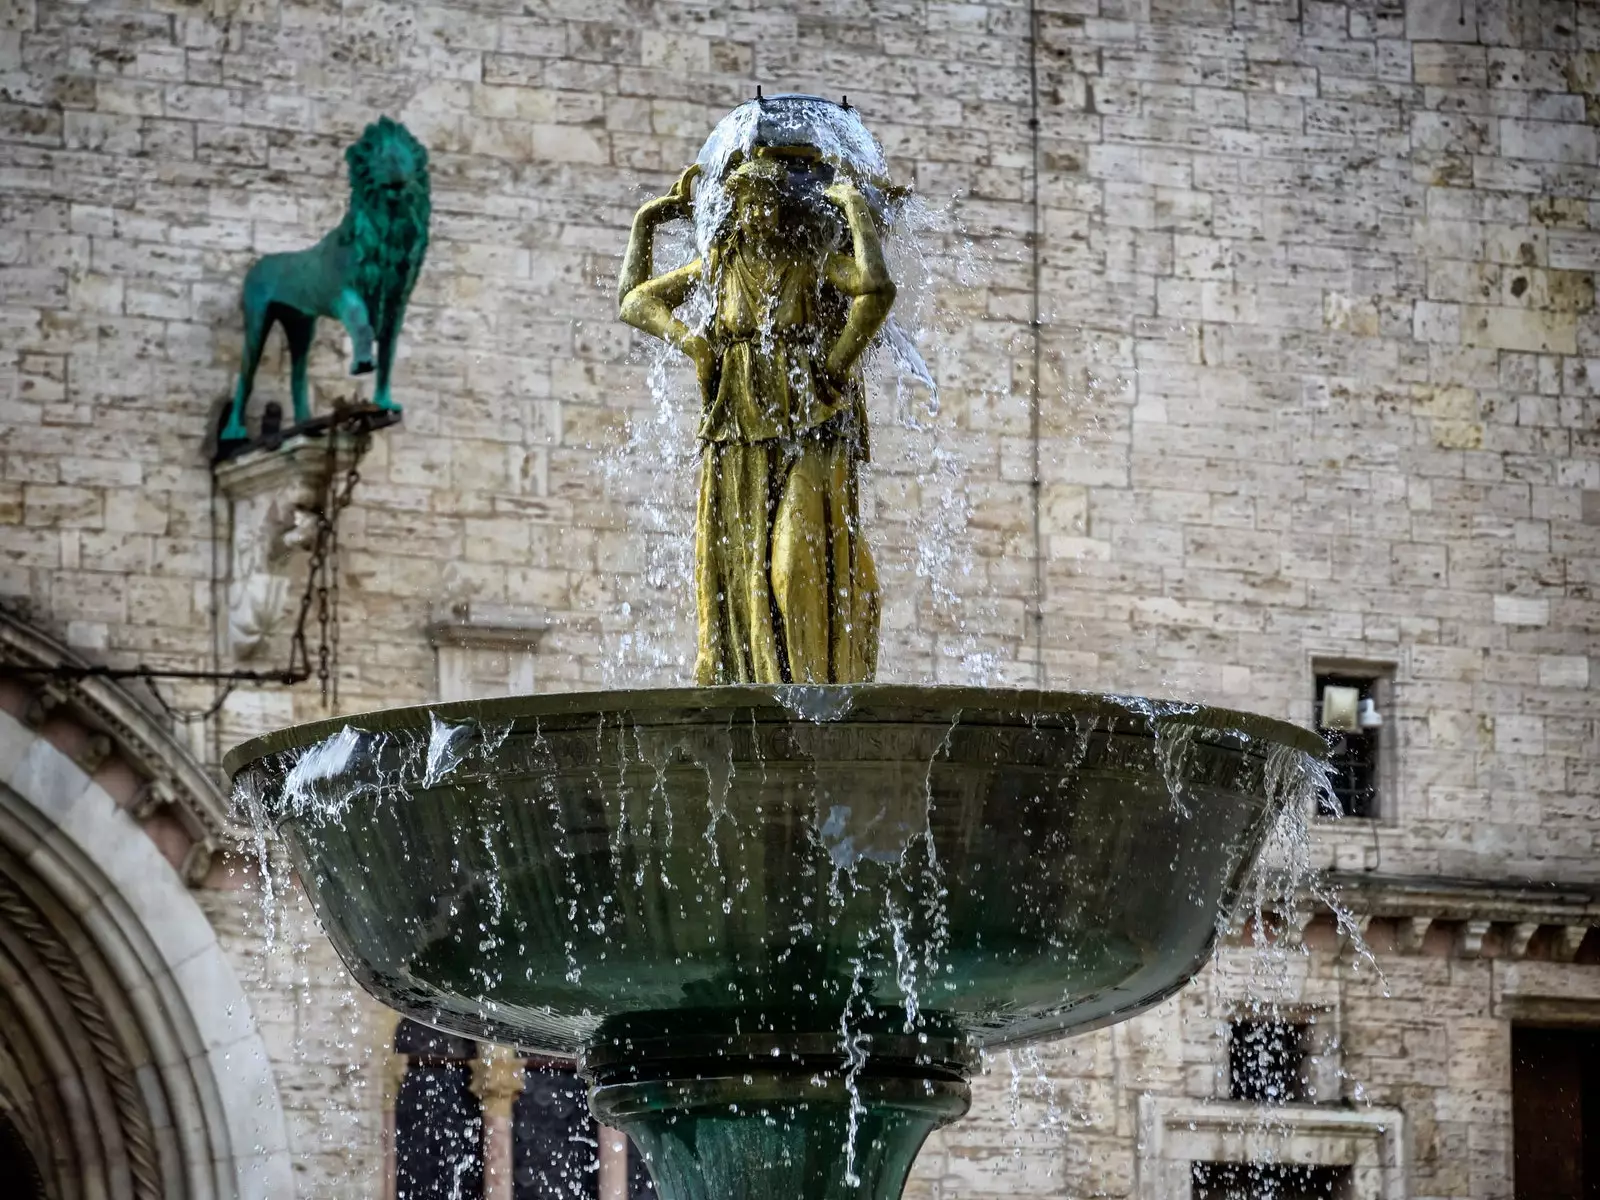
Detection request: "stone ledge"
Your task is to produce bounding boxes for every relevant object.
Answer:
[1305,872,1600,962]
[425,600,552,651]
[1323,870,1600,925]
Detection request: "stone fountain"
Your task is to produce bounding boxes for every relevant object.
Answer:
[225,97,1324,1200]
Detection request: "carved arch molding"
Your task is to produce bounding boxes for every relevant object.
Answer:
[0,613,292,1198]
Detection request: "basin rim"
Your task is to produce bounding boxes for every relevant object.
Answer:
[223,683,1323,779]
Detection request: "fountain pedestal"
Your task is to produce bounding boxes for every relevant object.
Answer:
[590,1037,970,1200]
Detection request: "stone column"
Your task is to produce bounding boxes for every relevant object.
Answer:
[471,1047,527,1200]
[598,1124,630,1200]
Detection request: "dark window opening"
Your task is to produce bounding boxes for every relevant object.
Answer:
[1192,1162,1348,1199]
[1513,1025,1600,1200]
[512,1060,654,1200]
[395,1022,483,1200]
[515,1064,597,1200]
[1314,673,1381,818]
[628,1138,656,1197]
[1230,1020,1311,1104]
[392,1023,655,1200]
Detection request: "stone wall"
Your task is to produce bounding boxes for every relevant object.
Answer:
[1,0,1596,1196]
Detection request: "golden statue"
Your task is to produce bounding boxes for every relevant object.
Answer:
[618,99,898,685]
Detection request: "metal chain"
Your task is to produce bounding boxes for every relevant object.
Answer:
[143,677,239,725]
[330,473,345,710]
[315,463,331,702]
[289,411,371,702]
[321,424,367,707]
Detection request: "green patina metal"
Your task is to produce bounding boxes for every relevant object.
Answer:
[220,117,431,441]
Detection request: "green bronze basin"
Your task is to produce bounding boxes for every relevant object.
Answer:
[226,685,1321,1200]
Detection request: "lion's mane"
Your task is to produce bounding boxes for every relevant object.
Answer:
[343,116,431,347]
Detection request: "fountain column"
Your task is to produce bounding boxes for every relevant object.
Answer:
[598,1125,630,1200]
[380,1050,408,1200]
[472,1047,527,1200]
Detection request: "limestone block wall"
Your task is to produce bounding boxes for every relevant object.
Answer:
[0,0,1596,1197]
[0,0,1592,877]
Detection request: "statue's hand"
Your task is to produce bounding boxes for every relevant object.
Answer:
[641,164,701,225]
[823,178,867,211]
[682,333,716,396]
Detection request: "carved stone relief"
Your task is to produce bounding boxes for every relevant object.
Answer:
[214,433,352,662]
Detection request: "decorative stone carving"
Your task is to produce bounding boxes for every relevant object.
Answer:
[1456,918,1493,959]
[1323,872,1600,963]
[214,432,356,662]
[1553,925,1590,963]
[1336,913,1375,963]
[180,838,215,888]
[1506,922,1541,960]
[1396,916,1432,954]
[0,859,164,1200]
[0,612,228,840]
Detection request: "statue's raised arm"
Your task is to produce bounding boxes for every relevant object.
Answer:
[822,178,897,381]
[618,165,714,394]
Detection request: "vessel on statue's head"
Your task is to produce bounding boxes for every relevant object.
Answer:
[689,93,907,255]
[619,93,903,686]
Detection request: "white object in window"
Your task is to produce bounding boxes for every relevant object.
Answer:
[1320,684,1361,732]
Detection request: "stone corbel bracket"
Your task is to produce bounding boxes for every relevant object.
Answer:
[213,431,360,662]
[425,602,551,701]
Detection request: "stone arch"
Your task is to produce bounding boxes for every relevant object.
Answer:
[0,615,292,1199]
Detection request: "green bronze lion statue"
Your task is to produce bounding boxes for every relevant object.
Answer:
[220,117,431,441]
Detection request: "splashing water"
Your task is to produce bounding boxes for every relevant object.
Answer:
[424,713,476,788]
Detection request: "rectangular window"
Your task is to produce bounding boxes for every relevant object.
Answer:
[1513,1025,1600,1200]
[1229,1020,1311,1104]
[1192,1162,1348,1199]
[1313,672,1382,818]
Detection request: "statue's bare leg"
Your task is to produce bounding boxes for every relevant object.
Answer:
[221,294,272,441]
[281,311,315,426]
[770,451,831,683]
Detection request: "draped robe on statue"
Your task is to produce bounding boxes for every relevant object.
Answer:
[692,235,879,685]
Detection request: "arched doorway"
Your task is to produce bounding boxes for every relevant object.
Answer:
[0,614,292,1198]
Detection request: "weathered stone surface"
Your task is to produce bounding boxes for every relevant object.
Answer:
[0,0,1596,1196]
